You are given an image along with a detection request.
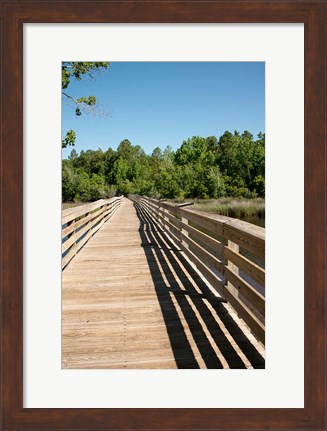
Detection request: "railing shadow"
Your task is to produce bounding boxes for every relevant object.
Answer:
[134,201,265,369]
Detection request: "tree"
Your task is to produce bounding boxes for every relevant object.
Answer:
[62,160,76,201]
[116,139,134,160]
[68,148,78,160]
[112,157,129,187]
[174,136,206,165]
[62,62,110,148]
[89,149,105,176]
[104,147,117,184]
[216,131,239,176]
[206,166,226,198]
[89,173,106,200]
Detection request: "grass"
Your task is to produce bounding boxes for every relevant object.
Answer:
[168,197,265,222]
[193,198,265,219]
[62,201,90,210]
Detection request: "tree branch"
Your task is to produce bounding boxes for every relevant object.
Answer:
[62,91,78,104]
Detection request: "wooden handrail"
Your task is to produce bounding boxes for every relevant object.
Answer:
[131,195,265,344]
[62,196,123,270]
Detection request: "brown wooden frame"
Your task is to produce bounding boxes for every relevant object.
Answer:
[1,1,326,430]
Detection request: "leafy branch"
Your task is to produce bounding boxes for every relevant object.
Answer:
[62,62,110,148]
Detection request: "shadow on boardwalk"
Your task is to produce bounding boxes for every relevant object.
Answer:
[134,202,265,369]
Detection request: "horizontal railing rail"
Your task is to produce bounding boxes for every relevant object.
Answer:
[62,196,123,270]
[131,195,265,344]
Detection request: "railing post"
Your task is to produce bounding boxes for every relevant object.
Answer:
[158,201,164,230]
[67,219,75,240]
[155,199,159,222]
[181,214,189,249]
[62,218,77,270]
[106,200,111,220]
[85,210,93,234]
[226,239,240,297]
[67,218,76,252]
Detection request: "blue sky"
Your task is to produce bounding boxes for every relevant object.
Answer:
[62,62,265,158]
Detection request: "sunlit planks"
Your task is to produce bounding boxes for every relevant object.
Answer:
[62,198,265,369]
[135,196,265,343]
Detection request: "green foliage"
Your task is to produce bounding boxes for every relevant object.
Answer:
[252,174,265,197]
[175,136,207,165]
[68,149,78,160]
[62,160,76,201]
[62,62,110,90]
[89,173,106,200]
[206,166,226,198]
[62,132,265,203]
[62,129,76,148]
[76,95,97,106]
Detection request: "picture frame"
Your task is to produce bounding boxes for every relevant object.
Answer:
[1,1,325,430]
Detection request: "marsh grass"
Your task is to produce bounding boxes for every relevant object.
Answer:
[170,197,265,221]
[62,201,90,210]
[193,198,265,219]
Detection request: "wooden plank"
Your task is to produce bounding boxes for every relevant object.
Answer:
[76,227,93,253]
[164,211,181,229]
[62,220,76,239]
[160,201,180,216]
[134,199,228,297]
[84,199,122,240]
[141,199,155,212]
[181,220,224,259]
[62,198,123,258]
[224,246,265,287]
[180,231,224,274]
[64,208,105,253]
[224,266,265,317]
[178,241,225,297]
[62,231,77,254]
[62,198,121,239]
[62,199,106,224]
[149,206,167,229]
[62,207,104,239]
[144,203,181,240]
[164,218,181,240]
[62,207,105,245]
[226,239,240,305]
[62,197,122,225]
[223,287,265,344]
[179,207,224,237]
[62,243,78,269]
[223,221,265,259]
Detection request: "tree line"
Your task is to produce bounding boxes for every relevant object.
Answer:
[62,131,265,202]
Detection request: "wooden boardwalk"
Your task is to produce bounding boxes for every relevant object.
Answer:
[62,198,265,369]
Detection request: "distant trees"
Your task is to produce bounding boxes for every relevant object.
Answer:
[217,131,265,197]
[62,131,265,202]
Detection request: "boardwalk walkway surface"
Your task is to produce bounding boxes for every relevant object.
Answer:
[62,198,265,369]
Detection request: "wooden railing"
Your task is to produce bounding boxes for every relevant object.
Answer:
[62,196,123,270]
[133,196,265,344]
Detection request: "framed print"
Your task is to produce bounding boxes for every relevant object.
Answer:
[26,25,301,407]
[1,1,326,430]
